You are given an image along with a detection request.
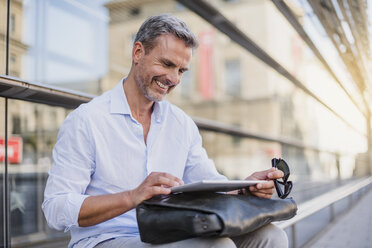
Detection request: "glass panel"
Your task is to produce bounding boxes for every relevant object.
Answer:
[199,129,360,204]
[5,0,370,245]
[209,0,365,134]
[8,99,70,246]
[0,97,6,246]
[0,0,8,246]
[0,0,8,75]
[290,0,366,112]
[6,0,24,78]
[225,59,241,97]
[10,0,109,94]
[29,0,364,183]
[200,130,282,179]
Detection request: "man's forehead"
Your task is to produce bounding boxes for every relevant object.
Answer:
[154,34,192,50]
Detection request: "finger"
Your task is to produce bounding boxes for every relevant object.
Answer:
[150,186,171,196]
[249,187,275,195]
[168,176,184,186]
[157,172,184,185]
[249,185,275,193]
[267,170,284,180]
[141,186,171,200]
[250,191,273,199]
[251,181,275,190]
[154,176,181,187]
[246,167,277,180]
[136,187,169,204]
[249,184,275,193]
[148,172,183,187]
[131,185,172,206]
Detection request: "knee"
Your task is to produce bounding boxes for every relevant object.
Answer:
[256,224,288,248]
[202,237,236,248]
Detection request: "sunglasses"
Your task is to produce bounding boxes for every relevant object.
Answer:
[271,158,293,199]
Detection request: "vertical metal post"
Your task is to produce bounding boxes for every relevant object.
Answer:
[3,0,11,247]
[367,111,372,176]
[330,203,335,222]
[349,194,353,209]
[5,0,10,76]
[4,99,9,248]
[336,153,341,184]
[291,224,296,248]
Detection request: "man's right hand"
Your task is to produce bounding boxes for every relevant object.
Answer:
[78,172,183,227]
[129,172,184,207]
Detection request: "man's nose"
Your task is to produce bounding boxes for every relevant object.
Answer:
[167,69,181,85]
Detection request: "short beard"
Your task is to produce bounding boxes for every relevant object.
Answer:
[135,75,166,102]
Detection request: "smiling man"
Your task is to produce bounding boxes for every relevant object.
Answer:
[42,14,288,248]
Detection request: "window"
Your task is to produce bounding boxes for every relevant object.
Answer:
[11,115,21,134]
[10,13,15,33]
[181,69,193,98]
[225,59,241,96]
[10,54,16,64]
[130,7,140,16]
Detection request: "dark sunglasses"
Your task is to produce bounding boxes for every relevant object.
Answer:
[271,158,293,199]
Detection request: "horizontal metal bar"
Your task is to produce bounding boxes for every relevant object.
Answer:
[271,0,367,118]
[0,74,338,155]
[11,232,68,248]
[276,176,372,229]
[176,0,366,137]
[0,75,94,109]
[194,117,335,154]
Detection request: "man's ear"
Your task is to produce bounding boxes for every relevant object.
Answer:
[132,41,145,64]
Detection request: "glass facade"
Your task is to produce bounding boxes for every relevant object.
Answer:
[0,0,7,75]
[0,0,371,246]
[7,100,69,245]
[0,97,6,246]
[1,0,8,245]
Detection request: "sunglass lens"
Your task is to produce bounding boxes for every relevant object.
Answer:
[276,160,290,175]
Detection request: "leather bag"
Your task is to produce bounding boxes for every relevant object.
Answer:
[136,192,297,244]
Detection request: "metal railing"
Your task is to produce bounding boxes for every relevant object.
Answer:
[0,75,369,248]
[0,74,339,154]
[176,0,366,138]
[0,75,93,109]
[276,176,372,247]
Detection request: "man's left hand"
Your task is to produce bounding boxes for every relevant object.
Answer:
[244,168,284,199]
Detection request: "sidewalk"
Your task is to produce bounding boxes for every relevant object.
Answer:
[306,188,372,248]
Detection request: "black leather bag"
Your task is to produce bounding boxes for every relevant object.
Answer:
[136,192,297,244]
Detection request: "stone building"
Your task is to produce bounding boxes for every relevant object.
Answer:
[103,0,313,178]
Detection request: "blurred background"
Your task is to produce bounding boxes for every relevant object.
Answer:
[1,0,372,247]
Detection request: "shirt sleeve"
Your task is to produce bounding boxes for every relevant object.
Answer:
[42,106,95,231]
[182,119,227,184]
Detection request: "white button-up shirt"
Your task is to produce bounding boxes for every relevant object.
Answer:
[42,79,226,248]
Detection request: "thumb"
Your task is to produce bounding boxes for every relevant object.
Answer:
[248,167,276,180]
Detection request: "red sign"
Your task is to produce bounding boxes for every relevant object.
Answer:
[198,30,214,100]
[0,137,23,164]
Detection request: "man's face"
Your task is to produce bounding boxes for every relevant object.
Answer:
[132,34,192,102]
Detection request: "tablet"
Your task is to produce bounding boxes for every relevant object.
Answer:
[170,180,267,193]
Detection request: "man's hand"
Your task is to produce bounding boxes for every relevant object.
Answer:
[245,168,284,199]
[129,172,184,207]
[78,172,183,227]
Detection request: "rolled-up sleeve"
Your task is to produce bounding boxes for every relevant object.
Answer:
[42,107,95,231]
[182,119,227,183]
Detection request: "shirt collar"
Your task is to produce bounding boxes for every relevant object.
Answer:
[110,78,131,115]
[110,78,164,122]
[153,101,163,123]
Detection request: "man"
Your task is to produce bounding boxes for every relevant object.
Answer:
[42,14,288,248]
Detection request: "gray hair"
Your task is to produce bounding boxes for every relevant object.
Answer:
[134,14,198,53]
